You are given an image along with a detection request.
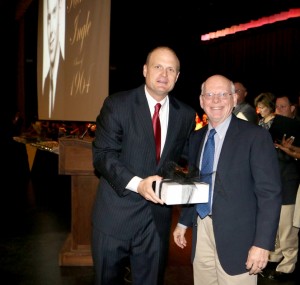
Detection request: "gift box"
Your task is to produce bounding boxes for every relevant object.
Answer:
[155,179,209,205]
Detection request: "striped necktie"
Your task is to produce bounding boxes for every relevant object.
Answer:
[197,128,216,218]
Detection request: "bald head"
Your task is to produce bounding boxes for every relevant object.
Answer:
[200,75,237,128]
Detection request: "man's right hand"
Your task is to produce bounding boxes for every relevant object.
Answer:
[173,225,187,249]
[137,175,164,204]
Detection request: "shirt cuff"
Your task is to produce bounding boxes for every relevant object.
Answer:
[126,176,142,193]
[177,223,188,229]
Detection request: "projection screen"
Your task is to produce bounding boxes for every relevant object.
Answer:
[37,0,110,122]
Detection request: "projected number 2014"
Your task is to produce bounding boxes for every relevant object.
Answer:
[70,70,91,95]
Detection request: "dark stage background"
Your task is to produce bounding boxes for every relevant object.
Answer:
[1,0,300,127]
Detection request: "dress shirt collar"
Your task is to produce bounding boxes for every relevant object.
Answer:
[207,114,232,140]
[145,86,168,117]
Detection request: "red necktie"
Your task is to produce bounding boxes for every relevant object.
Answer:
[152,103,161,163]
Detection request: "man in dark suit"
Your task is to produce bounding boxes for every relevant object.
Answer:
[173,74,282,285]
[92,46,196,285]
[262,94,300,281]
[39,0,65,120]
[232,81,258,124]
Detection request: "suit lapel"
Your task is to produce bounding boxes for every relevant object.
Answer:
[159,97,180,164]
[134,86,157,160]
[216,116,240,180]
[190,127,207,171]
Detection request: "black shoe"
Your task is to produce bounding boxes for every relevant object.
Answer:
[268,270,294,282]
[259,262,279,278]
[265,261,280,270]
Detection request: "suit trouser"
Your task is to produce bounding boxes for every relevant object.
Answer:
[92,218,166,285]
[193,216,257,285]
[269,204,299,273]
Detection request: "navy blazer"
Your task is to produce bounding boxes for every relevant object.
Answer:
[179,115,282,275]
[92,84,196,241]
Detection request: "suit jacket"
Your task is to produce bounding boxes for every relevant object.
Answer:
[92,84,196,241]
[39,52,65,120]
[268,114,300,147]
[179,115,282,275]
[268,115,300,204]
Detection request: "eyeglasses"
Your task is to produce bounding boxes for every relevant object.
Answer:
[202,92,232,100]
[276,105,289,109]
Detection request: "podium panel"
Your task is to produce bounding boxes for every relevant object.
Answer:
[58,138,98,266]
[59,138,95,175]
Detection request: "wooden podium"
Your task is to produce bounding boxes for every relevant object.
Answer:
[58,138,98,266]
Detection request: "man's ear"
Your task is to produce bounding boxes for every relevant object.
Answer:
[291,105,296,114]
[199,95,204,109]
[142,64,147,78]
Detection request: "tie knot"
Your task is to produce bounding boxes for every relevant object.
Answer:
[154,103,161,113]
[208,128,216,139]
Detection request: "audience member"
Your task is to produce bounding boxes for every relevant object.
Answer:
[232,81,258,124]
[255,92,300,281]
[173,75,282,285]
[275,94,300,171]
[91,46,196,285]
[275,93,300,266]
[275,95,300,121]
